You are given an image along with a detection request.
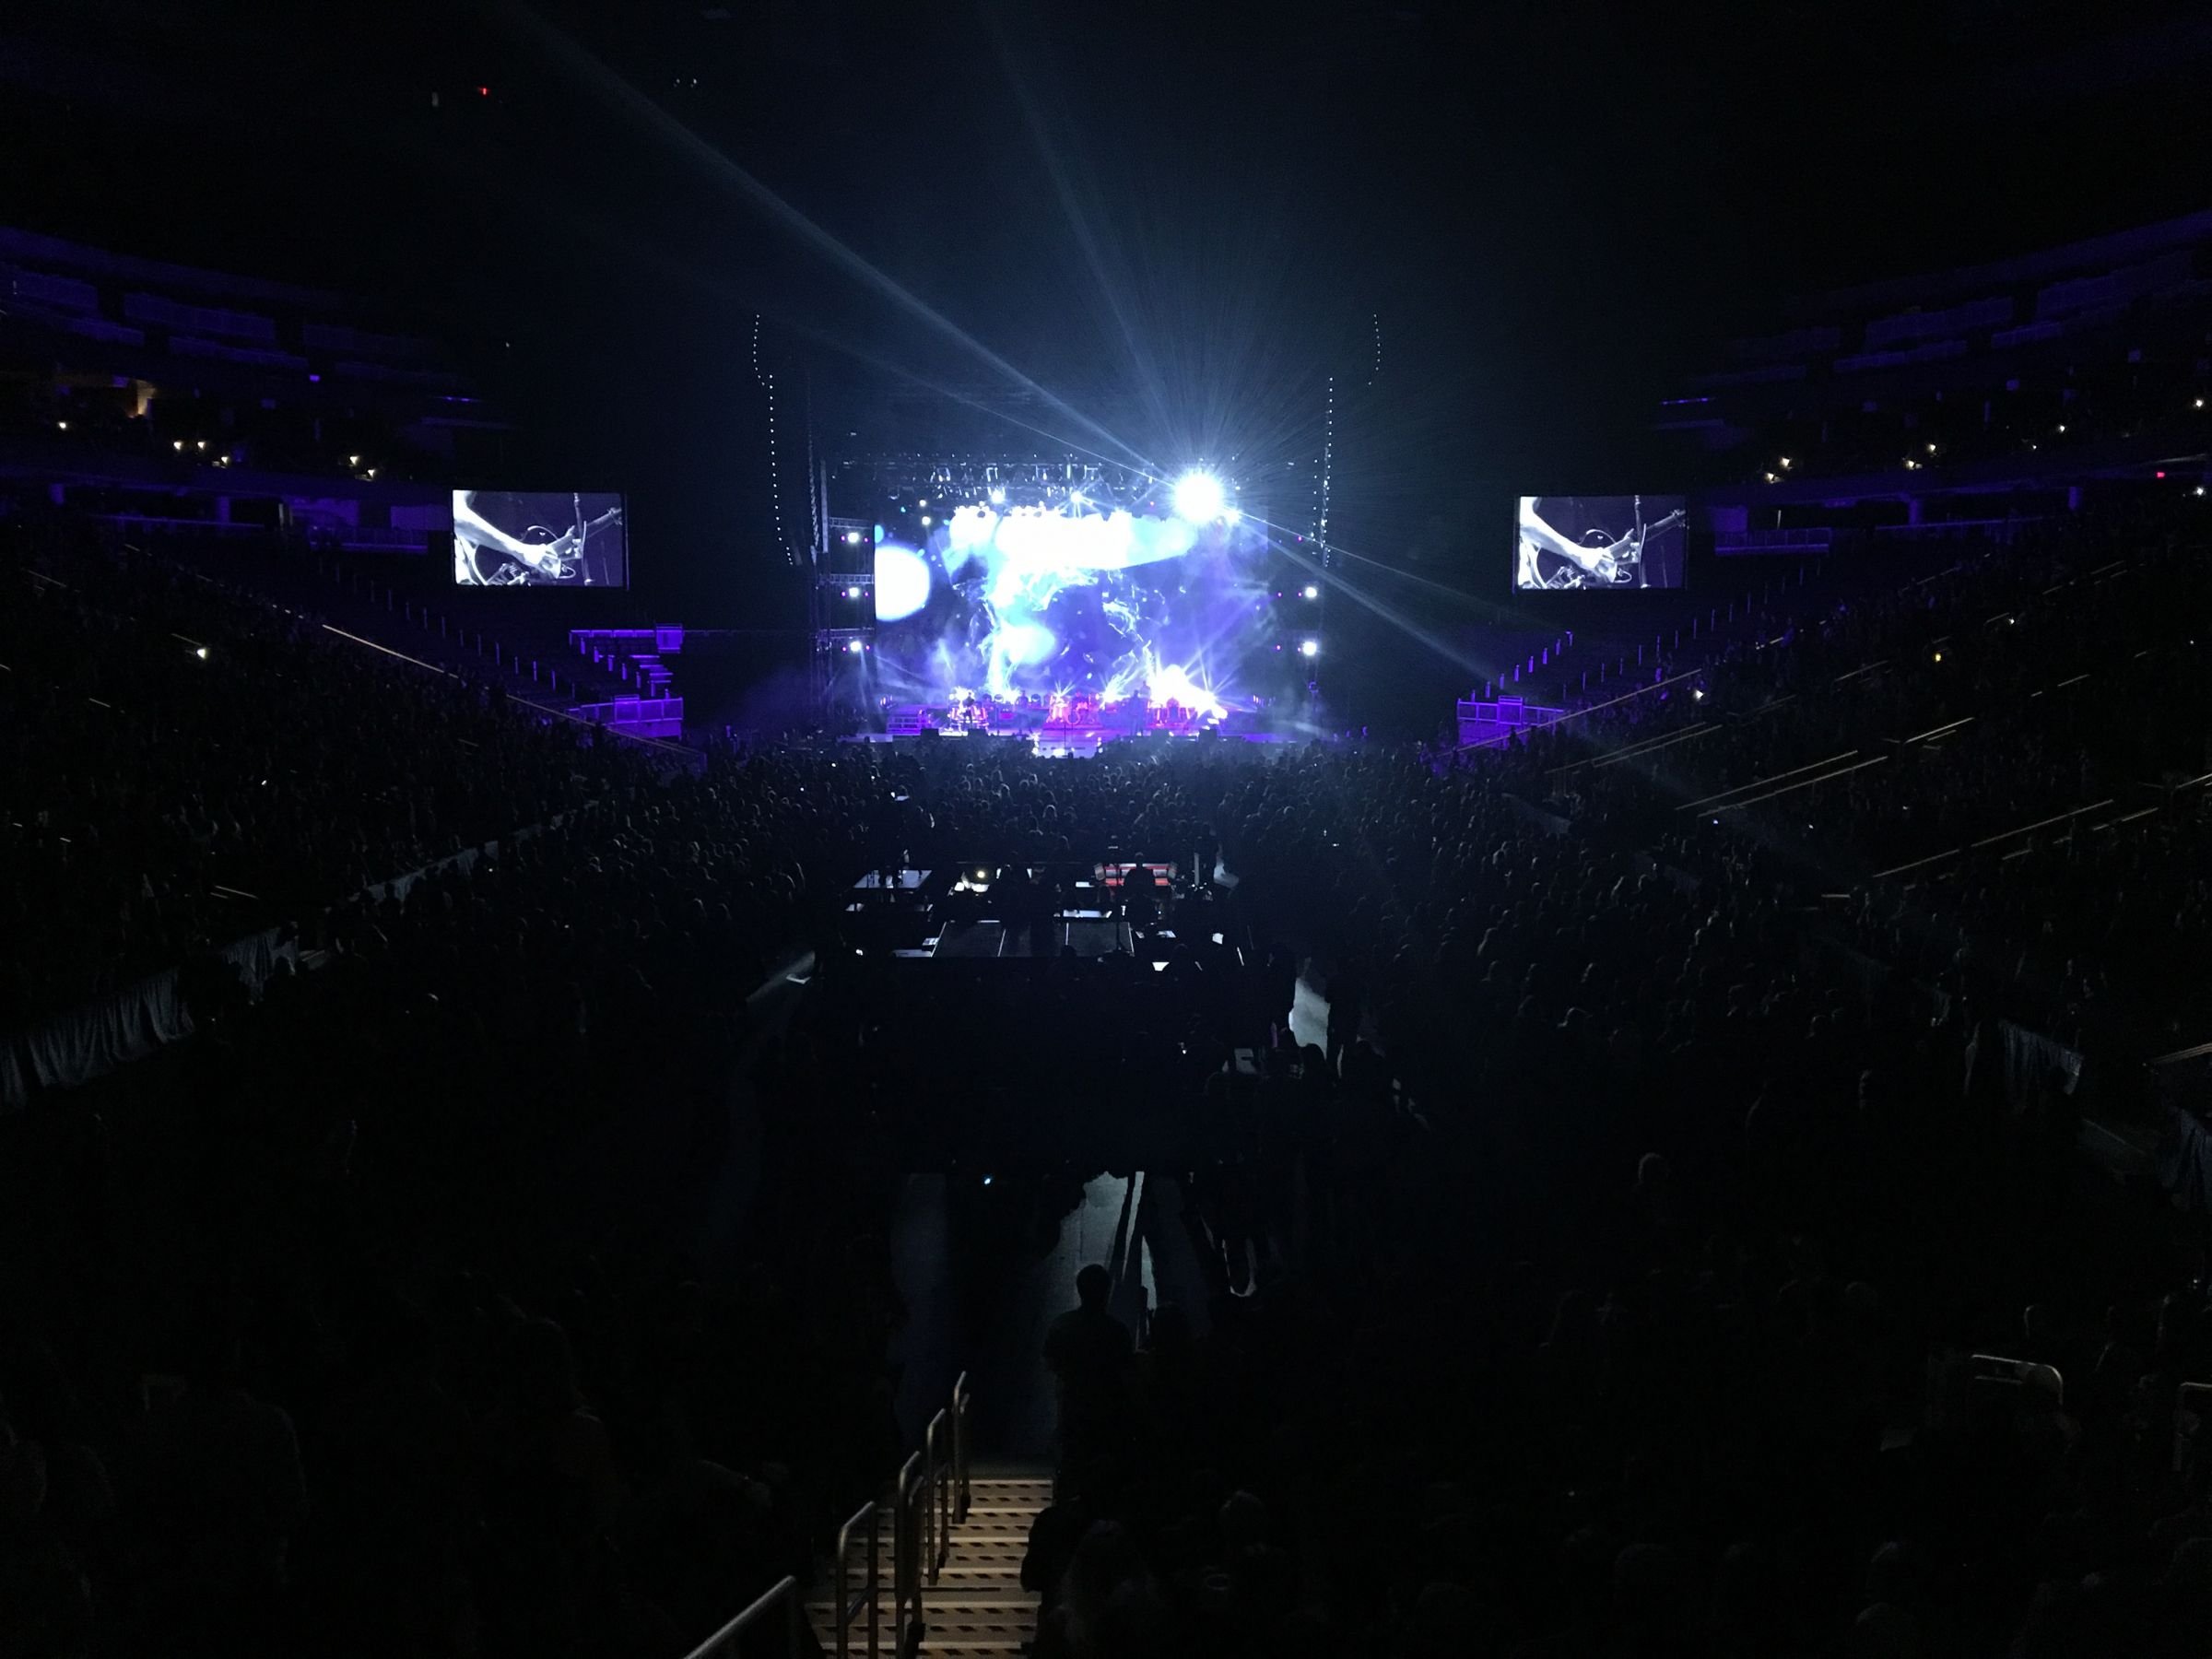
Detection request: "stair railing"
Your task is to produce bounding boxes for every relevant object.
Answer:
[924,1406,951,1581]
[830,1499,880,1659]
[679,1575,802,1659]
[951,1371,971,1524]
[877,1373,984,1658]
[893,1451,928,1655]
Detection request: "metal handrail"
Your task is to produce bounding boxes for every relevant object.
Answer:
[831,1498,880,1659]
[678,1574,802,1659]
[924,1407,953,1581]
[951,1371,971,1524]
[894,1452,924,1655]
[876,1377,983,1659]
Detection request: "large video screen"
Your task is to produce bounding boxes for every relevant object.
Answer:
[868,489,1289,718]
[1513,494,1685,591]
[452,489,628,587]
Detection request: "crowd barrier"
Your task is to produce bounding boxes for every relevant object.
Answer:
[1455,697,1566,748]
[1,924,296,1111]
[1,811,591,1112]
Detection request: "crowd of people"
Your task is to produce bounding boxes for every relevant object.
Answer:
[1,520,904,1656]
[0,496,2209,1657]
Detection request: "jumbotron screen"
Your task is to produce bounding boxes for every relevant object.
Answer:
[452,489,628,587]
[1513,494,1686,591]
[866,478,1296,720]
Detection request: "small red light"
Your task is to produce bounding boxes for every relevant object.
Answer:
[477,86,489,98]
[2158,470,2166,479]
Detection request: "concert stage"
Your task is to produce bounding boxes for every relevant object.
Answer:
[841,724,1300,757]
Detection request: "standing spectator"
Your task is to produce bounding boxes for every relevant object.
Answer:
[1043,1265,1133,1500]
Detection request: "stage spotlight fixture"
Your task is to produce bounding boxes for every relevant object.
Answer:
[989,488,1006,504]
[1778,456,1791,468]
[55,420,66,430]
[1300,639,1320,657]
[874,544,931,621]
[1171,470,1226,522]
[1067,491,1086,508]
[195,646,208,660]
[844,530,863,545]
[1303,585,1320,600]
[845,639,864,653]
[348,454,359,465]
[920,515,932,527]
[845,586,861,599]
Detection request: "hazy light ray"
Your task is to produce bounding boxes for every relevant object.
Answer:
[499,0,1154,471]
[1239,510,1514,618]
[1252,529,1500,687]
[397,124,1147,474]
[990,18,1177,459]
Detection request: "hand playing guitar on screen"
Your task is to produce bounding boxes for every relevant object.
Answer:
[1517,497,1688,590]
[454,492,622,585]
[1571,528,1641,584]
[524,502,624,580]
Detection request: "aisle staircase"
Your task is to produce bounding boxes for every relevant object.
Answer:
[900,1467,1050,1656]
[797,1373,1046,1658]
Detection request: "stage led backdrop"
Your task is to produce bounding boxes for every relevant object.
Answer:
[869,496,1287,714]
[1513,494,1686,591]
[452,489,628,587]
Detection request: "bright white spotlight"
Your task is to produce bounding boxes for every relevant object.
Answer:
[845,639,864,653]
[1303,584,1319,600]
[1171,470,1226,522]
[845,586,862,599]
[844,530,863,545]
[988,488,1006,504]
[1300,639,1320,657]
[873,543,931,621]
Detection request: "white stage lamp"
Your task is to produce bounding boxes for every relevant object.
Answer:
[1303,584,1319,600]
[1171,470,1225,523]
[873,543,931,621]
[1300,639,1320,657]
